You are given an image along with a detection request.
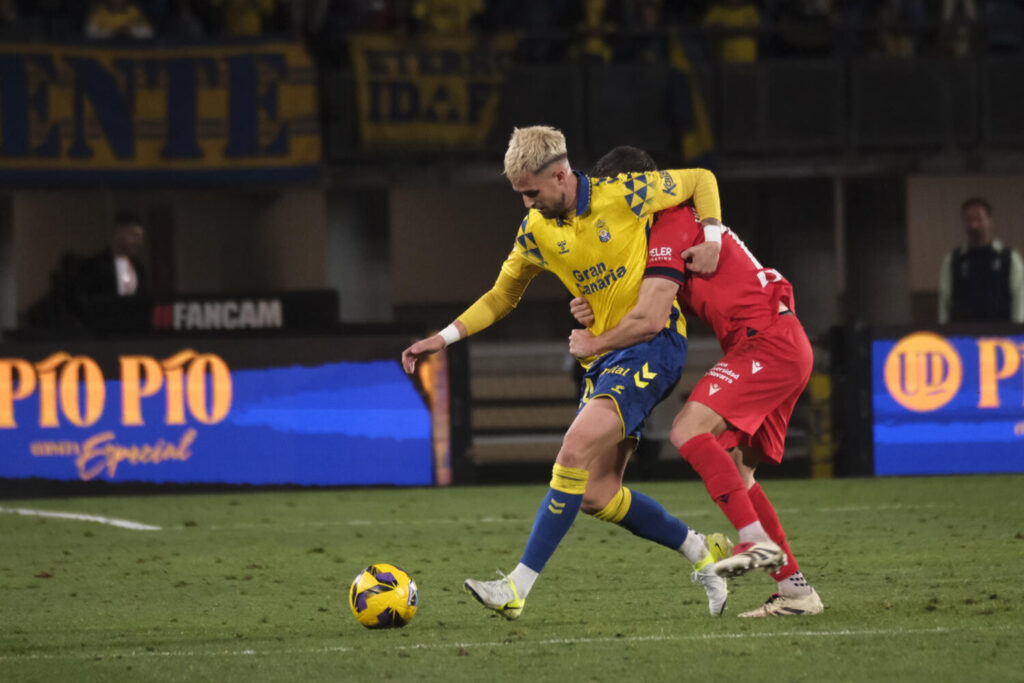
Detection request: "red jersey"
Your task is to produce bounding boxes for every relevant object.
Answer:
[645,205,795,352]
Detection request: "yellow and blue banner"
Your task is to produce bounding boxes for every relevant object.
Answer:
[349,33,517,147]
[872,330,1024,475]
[0,41,321,183]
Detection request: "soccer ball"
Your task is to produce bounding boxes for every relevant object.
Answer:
[348,563,418,629]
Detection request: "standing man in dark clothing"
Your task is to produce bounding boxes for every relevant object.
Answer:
[938,197,1024,324]
[68,211,149,332]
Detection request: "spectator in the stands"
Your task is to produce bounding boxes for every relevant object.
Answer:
[570,0,618,63]
[411,0,484,35]
[85,0,155,40]
[702,0,761,62]
[210,0,277,37]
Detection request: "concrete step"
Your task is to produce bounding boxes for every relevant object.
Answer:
[469,434,563,464]
[472,373,578,401]
[473,403,578,432]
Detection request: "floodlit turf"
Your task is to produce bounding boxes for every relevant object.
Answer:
[1,475,1022,682]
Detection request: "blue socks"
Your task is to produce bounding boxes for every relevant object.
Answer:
[595,487,689,550]
[518,467,690,574]
[518,464,589,572]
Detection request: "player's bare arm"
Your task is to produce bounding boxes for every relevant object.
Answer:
[401,320,469,374]
[568,278,679,358]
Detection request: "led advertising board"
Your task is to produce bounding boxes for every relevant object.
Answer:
[872,331,1024,475]
[0,336,433,486]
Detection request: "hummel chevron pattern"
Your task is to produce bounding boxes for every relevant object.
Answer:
[633,362,657,388]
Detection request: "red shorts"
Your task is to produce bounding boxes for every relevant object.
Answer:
[688,315,813,464]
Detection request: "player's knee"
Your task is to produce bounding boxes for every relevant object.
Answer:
[670,420,712,452]
[556,433,597,470]
[580,494,606,516]
[670,424,699,451]
[738,463,758,490]
[669,405,725,451]
[579,474,620,515]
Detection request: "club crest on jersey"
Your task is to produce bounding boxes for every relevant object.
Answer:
[558,240,570,254]
[594,220,612,243]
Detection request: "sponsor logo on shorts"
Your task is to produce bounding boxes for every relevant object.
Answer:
[611,385,625,394]
[752,360,763,374]
[706,361,740,385]
[708,383,721,395]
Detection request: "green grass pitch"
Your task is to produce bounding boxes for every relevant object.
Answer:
[1,475,1022,682]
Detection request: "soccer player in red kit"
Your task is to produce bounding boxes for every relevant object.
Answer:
[569,146,823,617]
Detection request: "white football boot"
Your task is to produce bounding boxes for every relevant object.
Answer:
[739,588,824,617]
[463,571,524,620]
[691,532,733,616]
[712,540,787,578]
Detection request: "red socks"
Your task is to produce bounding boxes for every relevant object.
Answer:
[678,433,759,531]
[748,482,799,581]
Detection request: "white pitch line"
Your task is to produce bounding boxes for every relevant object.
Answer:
[0,506,161,531]
[2,626,1007,662]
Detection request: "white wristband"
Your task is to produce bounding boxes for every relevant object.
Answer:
[703,223,723,244]
[438,324,462,347]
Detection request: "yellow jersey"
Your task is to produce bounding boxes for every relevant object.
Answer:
[456,168,721,358]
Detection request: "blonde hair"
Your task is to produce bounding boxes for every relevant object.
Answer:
[503,126,568,182]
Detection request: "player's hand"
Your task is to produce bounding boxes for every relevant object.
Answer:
[680,240,721,275]
[401,335,445,374]
[568,329,598,358]
[569,296,595,327]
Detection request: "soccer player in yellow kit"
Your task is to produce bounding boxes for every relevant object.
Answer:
[402,126,729,619]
